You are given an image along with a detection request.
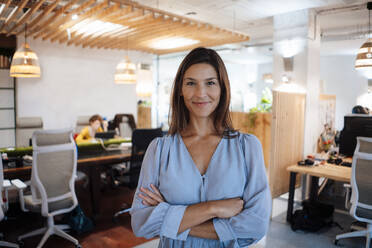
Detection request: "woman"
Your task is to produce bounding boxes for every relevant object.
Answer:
[130,47,271,247]
[75,114,107,143]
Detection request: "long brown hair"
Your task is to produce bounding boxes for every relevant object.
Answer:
[168,47,234,136]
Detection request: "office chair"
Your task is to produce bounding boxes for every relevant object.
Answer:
[335,137,372,248]
[113,113,136,138]
[0,158,19,248]
[12,129,81,248]
[112,128,163,219]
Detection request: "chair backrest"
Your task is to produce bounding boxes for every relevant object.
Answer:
[113,114,136,138]
[75,116,90,133]
[31,129,78,216]
[350,136,372,223]
[131,128,163,155]
[119,116,133,138]
[16,117,43,147]
[127,128,163,188]
[0,158,4,221]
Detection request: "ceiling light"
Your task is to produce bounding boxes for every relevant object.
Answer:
[10,25,41,78]
[71,20,127,36]
[149,37,199,50]
[355,2,372,79]
[274,37,305,58]
[114,56,136,84]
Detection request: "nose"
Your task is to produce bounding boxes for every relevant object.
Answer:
[195,84,206,97]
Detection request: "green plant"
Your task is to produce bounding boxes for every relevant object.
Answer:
[246,87,272,128]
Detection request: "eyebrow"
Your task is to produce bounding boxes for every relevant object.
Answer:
[184,77,218,81]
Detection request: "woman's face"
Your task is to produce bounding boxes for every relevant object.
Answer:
[181,63,221,119]
[90,120,101,131]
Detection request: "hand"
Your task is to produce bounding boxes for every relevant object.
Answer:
[138,184,165,206]
[209,198,244,219]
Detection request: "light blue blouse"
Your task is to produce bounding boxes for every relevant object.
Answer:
[130,132,271,248]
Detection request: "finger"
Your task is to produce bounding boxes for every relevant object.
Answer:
[150,184,164,202]
[142,199,156,206]
[141,187,163,203]
[139,193,158,205]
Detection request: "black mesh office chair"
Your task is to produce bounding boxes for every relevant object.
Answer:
[112,128,163,219]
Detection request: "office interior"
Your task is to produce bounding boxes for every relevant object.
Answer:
[1,0,372,247]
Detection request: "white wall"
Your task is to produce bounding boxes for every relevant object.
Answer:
[320,55,368,130]
[256,62,273,103]
[16,39,153,129]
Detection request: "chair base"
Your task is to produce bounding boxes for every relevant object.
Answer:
[18,216,79,248]
[335,223,372,248]
[0,240,19,248]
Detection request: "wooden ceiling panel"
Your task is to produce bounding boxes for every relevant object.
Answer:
[0,0,249,54]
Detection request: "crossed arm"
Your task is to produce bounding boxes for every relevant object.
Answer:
[138,184,244,240]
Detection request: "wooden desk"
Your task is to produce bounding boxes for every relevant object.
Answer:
[4,150,132,217]
[286,163,351,222]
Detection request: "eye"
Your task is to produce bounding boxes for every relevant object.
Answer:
[207,81,217,86]
[185,81,195,86]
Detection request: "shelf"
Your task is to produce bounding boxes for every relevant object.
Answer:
[0,127,15,130]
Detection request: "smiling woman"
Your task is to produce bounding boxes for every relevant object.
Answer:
[130,47,271,248]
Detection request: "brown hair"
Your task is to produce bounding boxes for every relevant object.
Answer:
[89,114,103,124]
[168,47,234,136]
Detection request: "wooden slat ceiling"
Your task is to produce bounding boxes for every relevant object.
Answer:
[0,0,250,54]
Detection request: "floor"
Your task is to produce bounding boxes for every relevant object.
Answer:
[2,182,368,248]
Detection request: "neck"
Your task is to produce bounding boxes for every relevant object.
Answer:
[183,116,218,137]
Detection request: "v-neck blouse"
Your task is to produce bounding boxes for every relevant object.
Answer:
[130,133,271,248]
[178,133,223,177]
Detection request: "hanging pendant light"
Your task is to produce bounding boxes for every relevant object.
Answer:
[10,24,40,78]
[114,35,136,84]
[355,2,372,79]
[114,56,136,84]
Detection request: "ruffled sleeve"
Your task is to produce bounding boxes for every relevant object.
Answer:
[213,134,271,247]
[130,137,191,240]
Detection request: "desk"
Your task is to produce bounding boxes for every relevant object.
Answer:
[4,150,132,218]
[286,164,351,222]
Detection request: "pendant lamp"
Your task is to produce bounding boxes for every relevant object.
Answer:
[10,24,41,78]
[114,56,136,84]
[355,2,372,79]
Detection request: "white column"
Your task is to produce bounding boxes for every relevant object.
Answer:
[273,9,321,155]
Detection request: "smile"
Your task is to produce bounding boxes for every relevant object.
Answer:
[192,102,210,107]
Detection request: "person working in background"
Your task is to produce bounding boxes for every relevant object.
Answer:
[76,114,108,143]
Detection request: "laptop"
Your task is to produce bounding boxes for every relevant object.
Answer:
[95,131,116,139]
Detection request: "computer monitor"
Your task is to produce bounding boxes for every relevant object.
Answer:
[339,114,372,156]
[95,131,116,139]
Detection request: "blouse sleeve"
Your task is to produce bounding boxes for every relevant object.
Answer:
[213,134,271,247]
[130,137,191,240]
[75,127,89,143]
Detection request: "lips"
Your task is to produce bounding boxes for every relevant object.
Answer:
[192,101,210,107]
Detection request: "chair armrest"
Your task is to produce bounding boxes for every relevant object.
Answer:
[11,179,27,189]
[10,179,29,212]
[3,179,11,188]
[343,183,352,209]
[2,180,11,211]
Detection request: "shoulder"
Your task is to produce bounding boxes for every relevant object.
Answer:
[80,126,90,134]
[236,132,262,153]
[239,132,261,145]
[146,134,176,152]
